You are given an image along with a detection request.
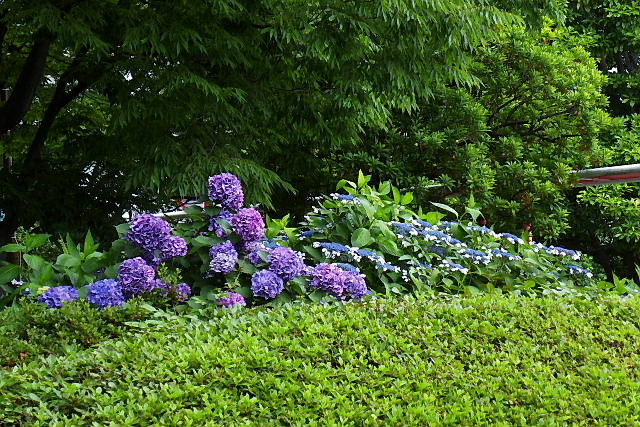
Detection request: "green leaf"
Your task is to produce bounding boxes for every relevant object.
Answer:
[0,264,21,285]
[115,223,130,237]
[400,192,414,205]
[431,202,459,218]
[56,254,81,269]
[0,244,25,253]
[392,187,401,204]
[23,254,47,271]
[424,212,446,224]
[25,234,51,251]
[378,239,402,256]
[351,228,372,248]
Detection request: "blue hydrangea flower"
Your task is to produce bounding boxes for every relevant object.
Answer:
[567,265,593,278]
[468,224,498,236]
[310,263,345,298]
[208,173,244,211]
[159,235,188,260]
[86,279,125,309]
[440,260,469,274]
[231,208,265,243]
[459,248,491,264]
[548,246,581,260]
[268,247,306,282]
[427,245,446,257]
[209,241,238,274]
[413,219,434,228]
[335,263,360,272]
[376,262,401,273]
[298,230,318,239]
[38,286,79,309]
[391,222,419,237]
[491,248,521,261]
[118,257,157,299]
[356,249,384,262]
[208,208,233,238]
[218,292,246,308]
[313,241,351,259]
[251,270,284,299]
[498,232,525,245]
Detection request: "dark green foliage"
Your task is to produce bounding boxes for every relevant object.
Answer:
[331,24,613,240]
[0,299,150,368]
[2,295,640,426]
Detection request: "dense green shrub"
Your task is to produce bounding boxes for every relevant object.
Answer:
[0,299,151,368]
[2,295,640,426]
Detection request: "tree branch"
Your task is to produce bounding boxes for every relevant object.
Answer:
[0,29,55,135]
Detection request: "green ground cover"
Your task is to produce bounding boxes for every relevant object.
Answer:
[2,294,640,426]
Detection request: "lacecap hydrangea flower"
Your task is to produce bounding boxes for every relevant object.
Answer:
[209,241,238,274]
[118,257,157,299]
[231,208,265,243]
[251,270,284,299]
[268,247,306,282]
[208,173,244,211]
[218,292,246,308]
[86,279,125,309]
[38,286,79,309]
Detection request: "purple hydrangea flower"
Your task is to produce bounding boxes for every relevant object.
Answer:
[38,286,79,309]
[310,263,345,299]
[245,241,270,265]
[86,279,125,309]
[342,271,369,300]
[118,257,157,299]
[208,208,233,238]
[230,208,265,243]
[218,292,246,308]
[160,235,188,260]
[208,173,244,211]
[209,241,238,274]
[251,270,284,299]
[268,247,306,282]
[175,283,192,302]
[125,214,172,252]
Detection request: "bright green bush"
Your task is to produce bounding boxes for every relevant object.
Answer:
[0,299,151,368]
[2,295,640,426]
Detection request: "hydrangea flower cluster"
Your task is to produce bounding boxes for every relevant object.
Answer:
[125,214,188,265]
[567,265,593,278]
[231,208,266,244]
[209,241,239,274]
[208,208,233,238]
[251,270,284,299]
[268,247,306,282]
[118,257,158,299]
[208,173,244,211]
[218,292,246,307]
[86,279,125,309]
[310,263,369,300]
[38,286,79,309]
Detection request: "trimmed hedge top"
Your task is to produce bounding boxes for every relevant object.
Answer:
[2,295,640,426]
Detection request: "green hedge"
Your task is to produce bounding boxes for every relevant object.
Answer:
[2,295,640,426]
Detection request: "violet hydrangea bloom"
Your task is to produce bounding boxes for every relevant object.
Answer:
[218,292,246,308]
[208,173,244,211]
[125,214,172,252]
[342,270,369,300]
[208,208,233,238]
[209,241,238,274]
[86,279,125,309]
[38,286,79,309]
[268,247,306,282]
[230,208,265,243]
[175,283,192,302]
[310,263,345,299]
[251,270,284,299]
[159,235,188,260]
[118,257,156,299]
[245,241,270,265]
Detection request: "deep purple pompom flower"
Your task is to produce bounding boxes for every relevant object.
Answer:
[209,241,238,274]
[175,283,192,302]
[244,241,270,265]
[310,263,345,298]
[219,292,246,308]
[208,173,244,211]
[118,257,156,299]
[230,208,265,243]
[251,270,284,299]
[125,214,172,251]
[160,235,188,260]
[86,279,125,309]
[342,271,369,300]
[268,247,306,282]
[208,208,233,238]
[38,286,79,309]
